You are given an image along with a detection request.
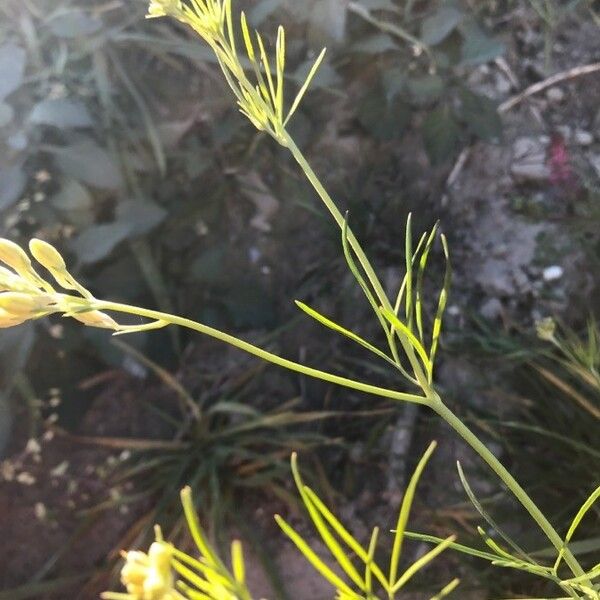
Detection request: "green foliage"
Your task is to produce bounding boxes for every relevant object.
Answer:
[103,445,459,600]
[105,338,339,538]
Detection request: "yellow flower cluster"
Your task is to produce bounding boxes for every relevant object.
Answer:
[145,0,325,145]
[0,237,119,330]
[102,528,180,600]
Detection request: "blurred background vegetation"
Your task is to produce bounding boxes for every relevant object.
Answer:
[0,0,598,598]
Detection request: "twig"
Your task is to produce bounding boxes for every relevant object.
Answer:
[347,1,435,71]
[441,148,470,207]
[499,62,600,113]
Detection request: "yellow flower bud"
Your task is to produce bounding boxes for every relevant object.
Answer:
[536,317,556,342]
[0,292,54,316]
[146,0,181,19]
[0,308,28,328]
[0,266,37,293]
[71,309,120,330]
[117,542,175,600]
[29,239,67,272]
[0,239,33,274]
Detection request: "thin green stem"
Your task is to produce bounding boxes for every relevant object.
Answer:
[431,397,587,583]
[93,299,426,406]
[282,133,399,360]
[283,133,390,309]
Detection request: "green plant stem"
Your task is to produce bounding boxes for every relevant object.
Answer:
[93,299,426,406]
[430,396,587,582]
[283,133,390,310]
[282,133,402,366]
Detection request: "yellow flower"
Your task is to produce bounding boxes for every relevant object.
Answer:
[146,0,182,19]
[102,532,178,600]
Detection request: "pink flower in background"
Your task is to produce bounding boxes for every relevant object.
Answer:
[547,132,576,188]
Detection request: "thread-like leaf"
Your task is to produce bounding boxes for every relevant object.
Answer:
[394,230,427,316]
[415,224,439,342]
[364,527,379,595]
[295,300,395,367]
[429,233,451,372]
[285,47,326,125]
[231,540,245,585]
[456,461,533,563]
[404,531,501,562]
[404,213,414,327]
[391,534,456,593]
[340,215,410,377]
[477,526,519,562]
[290,454,366,590]
[302,487,389,590]
[275,26,285,120]
[554,484,600,574]
[275,514,360,597]
[389,441,437,586]
[431,577,460,600]
[380,308,431,376]
[181,487,222,568]
[255,31,276,107]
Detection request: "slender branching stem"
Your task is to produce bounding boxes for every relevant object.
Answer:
[430,395,587,582]
[282,132,402,363]
[93,299,427,406]
[282,134,391,311]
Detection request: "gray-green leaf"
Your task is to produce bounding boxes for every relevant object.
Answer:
[29,98,93,129]
[421,7,463,45]
[422,106,460,165]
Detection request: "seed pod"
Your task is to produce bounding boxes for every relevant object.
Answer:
[29,239,67,272]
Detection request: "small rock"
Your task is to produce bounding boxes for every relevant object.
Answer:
[574,130,593,146]
[479,297,503,320]
[511,162,550,183]
[511,137,550,183]
[546,87,565,103]
[543,265,563,282]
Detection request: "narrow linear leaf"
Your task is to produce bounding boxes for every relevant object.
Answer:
[389,441,437,586]
[554,484,600,573]
[457,461,533,563]
[429,234,451,371]
[404,531,501,562]
[289,455,367,590]
[415,224,439,343]
[302,487,389,590]
[295,300,394,366]
[431,577,460,600]
[285,48,326,125]
[380,308,431,375]
[275,514,360,597]
[392,534,456,593]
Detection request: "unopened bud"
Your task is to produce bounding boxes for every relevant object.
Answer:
[29,239,67,271]
[0,266,33,293]
[72,309,119,330]
[0,308,28,328]
[536,317,556,342]
[0,292,54,316]
[0,239,33,274]
[146,0,181,19]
